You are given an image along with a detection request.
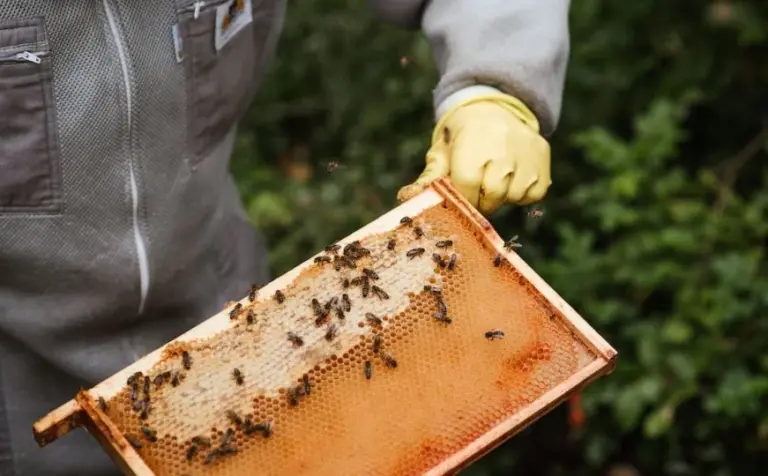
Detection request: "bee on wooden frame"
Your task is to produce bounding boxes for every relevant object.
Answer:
[413,226,425,238]
[485,329,505,340]
[246,309,255,324]
[314,255,332,264]
[493,253,503,267]
[432,253,446,268]
[372,335,382,354]
[325,323,339,341]
[229,302,242,319]
[248,283,260,302]
[226,410,243,426]
[97,397,108,412]
[254,420,273,438]
[342,278,350,289]
[141,425,157,442]
[342,293,351,312]
[365,313,383,328]
[232,368,244,386]
[140,401,152,420]
[447,253,457,271]
[400,216,413,226]
[362,268,379,281]
[364,361,372,380]
[406,247,425,259]
[182,350,192,370]
[287,332,304,347]
[126,434,143,450]
[325,243,341,254]
[171,371,183,387]
[362,279,370,298]
[186,442,199,461]
[371,285,389,300]
[274,290,286,303]
[142,376,150,394]
[288,385,305,406]
[435,240,453,249]
[387,238,396,250]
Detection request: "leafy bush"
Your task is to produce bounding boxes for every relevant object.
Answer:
[232,1,768,474]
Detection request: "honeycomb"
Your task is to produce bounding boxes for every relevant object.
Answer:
[83,200,600,475]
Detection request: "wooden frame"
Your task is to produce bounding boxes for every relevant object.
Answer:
[33,178,617,475]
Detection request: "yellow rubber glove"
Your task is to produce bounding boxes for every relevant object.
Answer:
[397,93,552,215]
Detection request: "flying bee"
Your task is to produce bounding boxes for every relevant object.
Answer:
[302,374,312,395]
[97,397,108,412]
[447,253,457,271]
[288,385,305,406]
[232,368,244,386]
[325,243,341,254]
[365,313,383,327]
[400,216,413,226]
[527,207,545,218]
[254,420,273,438]
[493,253,503,267]
[324,161,345,173]
[371,285,389,300]
[387,238,396,250]
[186,443,199,461]
[380,353,398,368]
[413,226,425,238]
[274,290,286,303]
[362,268,379,280]
[141,425,157,442]
[362,279,370,298]
[485,329,505,340]
[342,278,350,289]
[406,247,425,259]
[435,240,453,249]
[192,436,212,447]
[287,332,304,347]
[246,309,255,325]
[325,323,339,341]
[350,276,367,286]
[248,284,260,302]
[126,434,143,450]
[171,371,183,387]
[182,350,192,370]
[432,253,446,268]
[433,312,453,324]
[226,410,243,426]
[503,235,522,251]
[364,360,372,380]
[314,255,332,264]
[229,302,242,319]
[372,335,382,354]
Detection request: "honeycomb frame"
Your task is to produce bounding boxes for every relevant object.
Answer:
[33,178,617,476]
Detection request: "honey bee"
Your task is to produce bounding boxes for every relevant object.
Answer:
[432,253,446,268]
[141,425,157,442]
[311,298,324,315]
[140,401,152,420]
[343,240,360,254]
[219,446,238,456]
[380,353,398,368]
[447,253,457,271]
[362,268,379,280]
[362,279,370,298]
[336,308,345,320]
[503,235,522,251]
[228,302,242,319]
[152,373,166,388]
[433,312,453,324]
[274,290,286,303]
[340,255,357,269]
[232,368,244,386]
[97,397,108,412]
[325,323,339,341]
[387,238,396,250]
[485,329,505,340]
[326,296,339,310]
[314,255,332,264]
[364,361,372,380]
[325,243,341,254]
[527,207,545,218]
[342,293,351,312]
[182,351,192,370]
[493,253,503,267]
[333,256,343,271]
[371,285,389,300]
[287,332,304,347]
[423,285,441,294]
[372,335,382,354]
[414,226,425,238]
[315,312,330,327]
[143,376,150,394]
[203,449,219,465]
[254,420,273,438]
[435,240,453,249]
[365,313,383,327]
[186,443,199,461]
[406,247,425,259]
[400,216,413,226]
[288,385,305,406]
[248,284,260,302]
[436,297,448,315]
[226,410,243,426]
[126,434,143,450]
[132,399,144,413]
[220,428,235,447]
[303,374,312,395]
[126,372,142,387]
[342,278,350,289]
[192,436,212,447]
[350,276,366,286]
[324,161,345,173]
[171,371,183,387]
[246,309,255,325]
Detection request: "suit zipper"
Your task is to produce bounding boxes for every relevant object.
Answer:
[102,0,151,315]
[0,51,48,63]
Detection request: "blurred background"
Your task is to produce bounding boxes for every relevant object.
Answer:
[231,1,768,475]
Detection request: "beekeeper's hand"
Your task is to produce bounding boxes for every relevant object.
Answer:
[397,90,552,215]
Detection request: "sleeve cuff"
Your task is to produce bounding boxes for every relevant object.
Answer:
[434,85,505,120]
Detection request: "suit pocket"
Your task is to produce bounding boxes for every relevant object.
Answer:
[0,17,62,215]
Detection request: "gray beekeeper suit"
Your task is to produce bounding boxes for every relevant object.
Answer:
[0,0,569,474]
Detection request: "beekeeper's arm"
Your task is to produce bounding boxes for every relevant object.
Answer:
[367,0,571,214]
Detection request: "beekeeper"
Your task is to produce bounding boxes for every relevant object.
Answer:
[0,0,568,474]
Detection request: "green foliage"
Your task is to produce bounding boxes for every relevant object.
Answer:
[231,0,768,474]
